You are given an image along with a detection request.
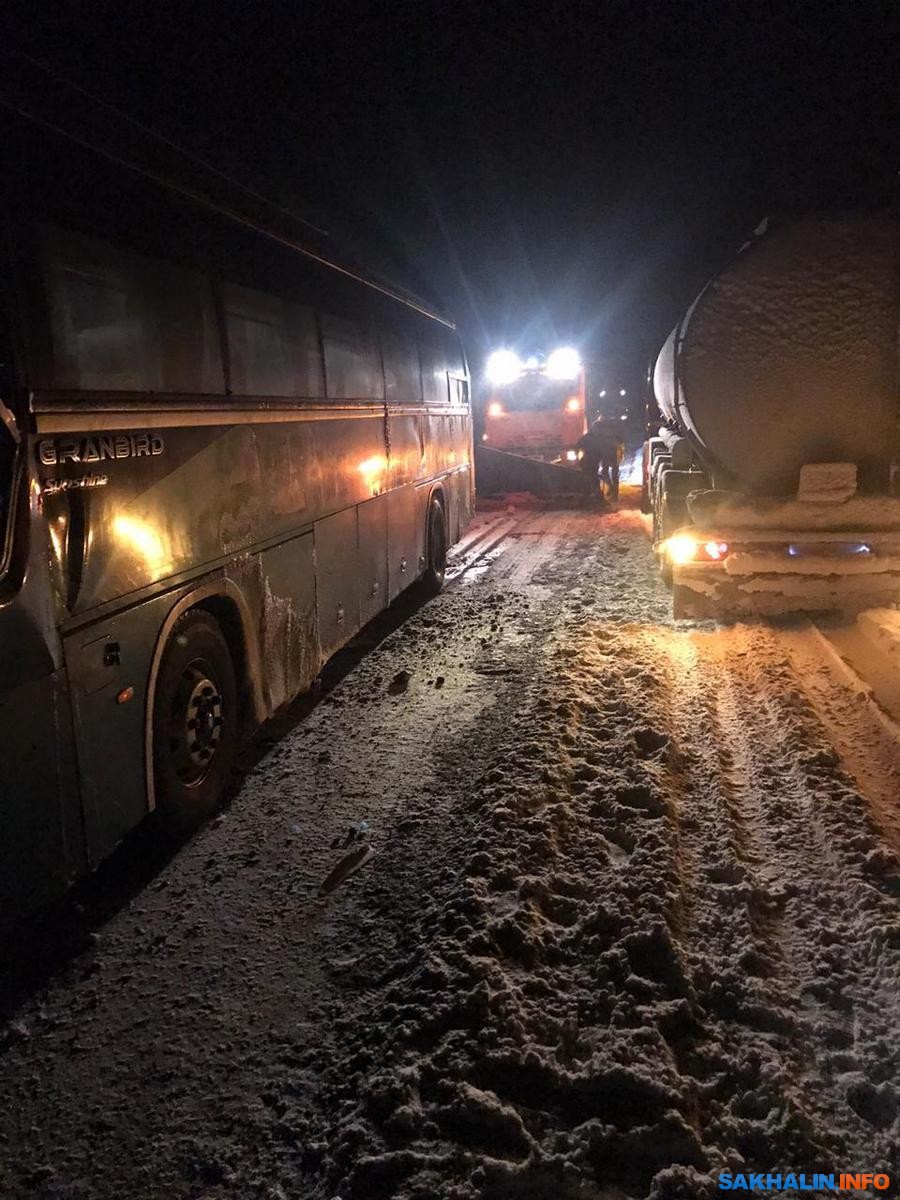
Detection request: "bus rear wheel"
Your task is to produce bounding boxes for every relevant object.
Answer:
[152,610,237,835]
[420,498,447,596]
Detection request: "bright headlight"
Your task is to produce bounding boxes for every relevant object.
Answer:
[485,349,522,386]
[487,401,504,418]
[664,534,699,565]
[545,347,581,380]
[565,396,581,413]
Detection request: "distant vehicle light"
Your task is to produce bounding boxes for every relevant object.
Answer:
[619,388,627,396]
[481,433,488,441]
[565,449,578,462]
[525,355,539,369]
[664,534,699,564]
[703,541,729,561]
[565,396,581,413]
[485,349,522,386]
[620,414,628,421]
[487,401,505,418]
[545,347,582,380]
[599,389,607,397]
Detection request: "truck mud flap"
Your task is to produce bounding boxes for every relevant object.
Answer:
[673,569,900,621]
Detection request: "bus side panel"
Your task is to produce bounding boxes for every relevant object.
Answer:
[63,590,180,864]
[258,533,318,712]
[449,464,475,544]
[420,407,473,542]
[387,483,420,601]
[358,495,389,625]
[314,507,361,660]
[0,666,82,933]
[0,505,84,935]
[35,413,391,619]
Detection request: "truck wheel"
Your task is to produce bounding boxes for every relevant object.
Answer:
[152,610,237,835]
[420,498,447,596]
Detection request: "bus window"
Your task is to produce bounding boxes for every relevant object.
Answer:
[287,303,325,398]
[224,284,287,397]
[449,375,469,407]
[155,263,225,395]
[43,227,160,392]
[321,313,384,401]
[380,326,422,404]
[224,284,323,398]
[419,325,454,405]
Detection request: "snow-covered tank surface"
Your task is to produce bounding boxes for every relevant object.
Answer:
[655,216,899,496]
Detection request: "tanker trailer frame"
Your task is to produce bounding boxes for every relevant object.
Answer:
[645,215,900,620]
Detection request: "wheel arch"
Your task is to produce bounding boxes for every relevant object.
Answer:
[143,579,266,812]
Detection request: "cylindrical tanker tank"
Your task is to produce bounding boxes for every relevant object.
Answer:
[647,215,900,618]
[653,216,899,497]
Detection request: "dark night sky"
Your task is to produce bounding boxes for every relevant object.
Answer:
[7,1,900,386]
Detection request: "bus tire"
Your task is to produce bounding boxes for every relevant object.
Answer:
[420,497,447,596]
[152,610,238,836]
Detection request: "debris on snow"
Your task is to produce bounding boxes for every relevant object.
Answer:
[318,843,376,897]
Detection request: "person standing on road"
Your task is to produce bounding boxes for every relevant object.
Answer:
[577,416,625,501]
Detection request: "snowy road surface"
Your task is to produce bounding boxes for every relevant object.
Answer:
[2,504,900,1199]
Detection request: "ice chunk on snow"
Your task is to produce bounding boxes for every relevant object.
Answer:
[688,489,900,532]
[797,462,857,503]
[858,608,900,664]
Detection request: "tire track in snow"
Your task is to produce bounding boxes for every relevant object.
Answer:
[650,619,900,1172]
[638,623,833,1171]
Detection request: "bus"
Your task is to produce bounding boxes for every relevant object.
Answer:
[480,347,586,461]
[0,105,473,932]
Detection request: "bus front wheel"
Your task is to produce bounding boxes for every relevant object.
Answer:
[420,498,447,596]
[152,610,238,835]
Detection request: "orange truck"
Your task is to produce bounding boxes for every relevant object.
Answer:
[481,347,586,463]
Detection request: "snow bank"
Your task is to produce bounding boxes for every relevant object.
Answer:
[688,489,900,533]
[858,607,900,664]
[797,462,858,503]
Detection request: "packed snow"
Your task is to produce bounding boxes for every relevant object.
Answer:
[1,503,898,1199]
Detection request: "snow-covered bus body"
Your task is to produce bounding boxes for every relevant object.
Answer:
[0,111,473,931]
[482,350,586,462]
[645,215,900,618]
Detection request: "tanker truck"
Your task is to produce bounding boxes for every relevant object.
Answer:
[645,214,900,618]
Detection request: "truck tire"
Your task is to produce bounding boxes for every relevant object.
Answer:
[152,610,238,836]
[419,497,447,597]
